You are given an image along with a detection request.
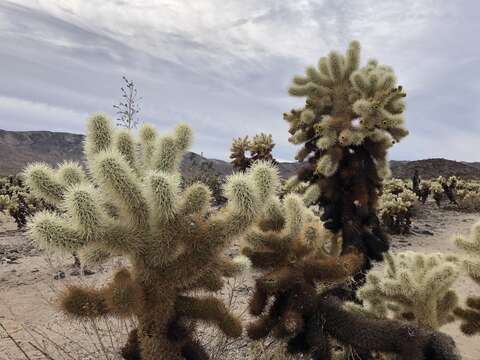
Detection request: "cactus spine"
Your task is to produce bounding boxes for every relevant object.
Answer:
[25,113,279,360]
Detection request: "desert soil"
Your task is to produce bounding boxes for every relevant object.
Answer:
[1,201,479,360]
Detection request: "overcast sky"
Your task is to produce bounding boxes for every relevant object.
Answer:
[0,0,479,161]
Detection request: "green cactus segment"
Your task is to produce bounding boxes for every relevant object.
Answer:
[25,113,279,360]
[353,251,459,330]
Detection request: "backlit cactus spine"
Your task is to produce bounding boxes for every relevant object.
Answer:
[25,113,280,360]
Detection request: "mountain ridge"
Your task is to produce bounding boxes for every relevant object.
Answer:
[1,129,479,179]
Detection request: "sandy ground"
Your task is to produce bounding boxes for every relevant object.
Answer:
[0,201,479,359]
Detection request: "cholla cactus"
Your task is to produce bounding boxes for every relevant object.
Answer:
[24,113,280,360]
[379,187,417,234]
[250,133,276,164]
[418,180,431,204]
[352,251,459,330]
[454,221,480,335]
[438,176,458,205]
[230,136,252,171]
[284,41,408,266]
[0,177,55,228]
[242,189,459,359]
[430,181,444,207]
[230,133,277,171]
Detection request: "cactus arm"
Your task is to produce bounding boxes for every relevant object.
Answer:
[177,182,211,217]
[24,163,65,206]
[316,295,460,360]
[175,296,242,338]
[28,211,85,251]
[302,251,364,283]
[90,151,149,229]
[241,247,284,269]
[454,297,480,335]
[59,286,110,318]
[188,270,224,292]
[57,161,86,186]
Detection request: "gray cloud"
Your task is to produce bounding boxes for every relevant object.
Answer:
[0,0,478,161]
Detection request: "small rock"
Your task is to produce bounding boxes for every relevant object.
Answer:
[53,271,65,280]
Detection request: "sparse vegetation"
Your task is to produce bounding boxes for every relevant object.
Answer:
[2,37,480,360]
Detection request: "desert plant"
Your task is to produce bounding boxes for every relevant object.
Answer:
[230,133,277,171]
[418,180,431,204]
[412,169,420,195]
[430,181,444,207]
[243,40,460,360]
[241,188,459,359]
[350,251,459,330]
[453,220,480,335]
[114,76,142,129]
[438,176,458,205]
[24,113,280,360]
[283,40,408,274]
[379,186,417,234]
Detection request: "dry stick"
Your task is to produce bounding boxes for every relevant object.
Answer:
[28,327,76,360]
[0,322,33,360]
[28,341,57,360]
[90,319,111,360]
[102,318,117,352]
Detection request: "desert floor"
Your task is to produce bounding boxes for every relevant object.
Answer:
[1,201,479,360]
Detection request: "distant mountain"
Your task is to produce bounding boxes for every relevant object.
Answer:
[390,158,480,179]
[0,129,478,180]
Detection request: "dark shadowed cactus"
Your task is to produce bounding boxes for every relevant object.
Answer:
[241,182,460,359]
[24,113,280,360]
[284,40,408,268]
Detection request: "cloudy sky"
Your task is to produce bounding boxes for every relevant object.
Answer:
[0,0,478,161]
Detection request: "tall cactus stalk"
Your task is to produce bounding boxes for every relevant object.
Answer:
[284,41,408,273]
[24,113,280,360]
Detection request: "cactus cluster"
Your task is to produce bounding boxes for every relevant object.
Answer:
[24,114,280,360]
[283,41,408,268]
[241,192,459,359]
[350,252,459,330]
[454,221,480,335]
[0,176,55,228]
[379,181,417,234]
[455,179,480,212]
[230,133,276,171]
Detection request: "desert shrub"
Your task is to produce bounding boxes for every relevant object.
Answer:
[418,180,431,204]
[0,175,55,228]
[430,181,444,207]
[438,176,458,205]
[379,183,417,234]
[25,113,280,360]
